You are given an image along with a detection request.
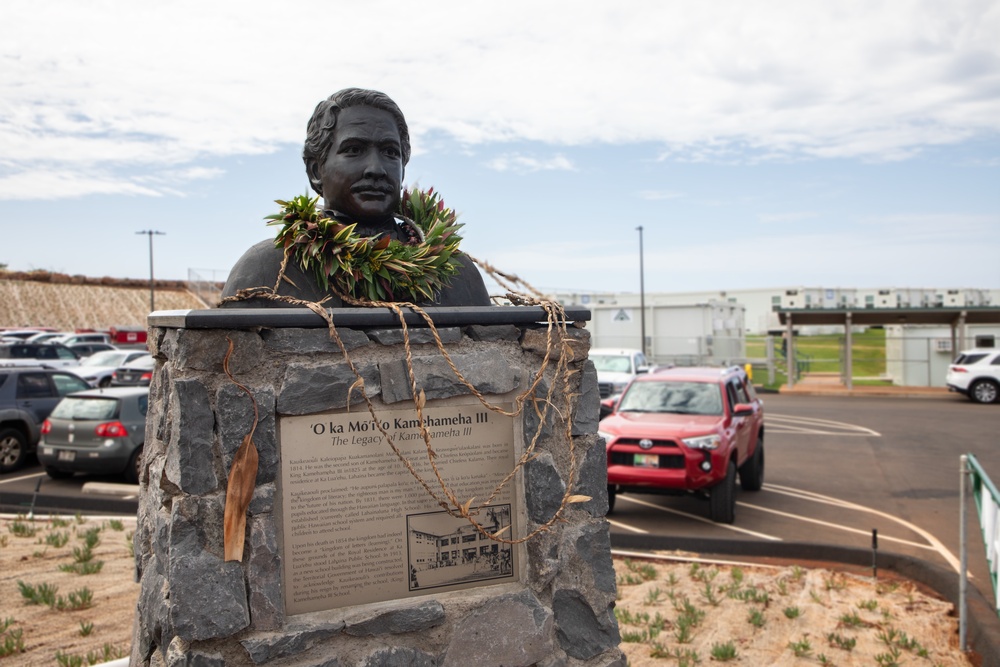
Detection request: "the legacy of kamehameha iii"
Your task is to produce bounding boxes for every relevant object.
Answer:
[279,400,518,614]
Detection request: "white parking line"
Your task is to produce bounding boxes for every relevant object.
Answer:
[0,471,45,485]
[736,500,935,551]
[618,494,782,541]
[762,483,961,573]
[607,519,649,534]
[766,414,881,437]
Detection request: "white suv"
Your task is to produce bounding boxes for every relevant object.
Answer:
[946,349,1000,404]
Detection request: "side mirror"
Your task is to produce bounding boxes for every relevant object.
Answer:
[732,403,754,417]
[636,365,651,375]
[599,395,620,420]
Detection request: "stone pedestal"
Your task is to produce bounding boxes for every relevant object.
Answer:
[133,306,623,667]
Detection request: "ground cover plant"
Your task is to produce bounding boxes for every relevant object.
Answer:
[1,515,135,666]
[613,555,972,666]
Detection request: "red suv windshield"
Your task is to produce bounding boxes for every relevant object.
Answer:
[618,380,723,416]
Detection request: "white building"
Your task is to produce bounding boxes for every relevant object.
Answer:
[553,287,999,335]
[583,300,745,366]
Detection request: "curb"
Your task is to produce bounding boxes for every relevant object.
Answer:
[777,386,955,399]
[81,482,141,497]
[610,534,1000,665]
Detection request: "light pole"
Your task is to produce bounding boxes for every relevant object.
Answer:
[636,225,646,357]
[137,230,165,312]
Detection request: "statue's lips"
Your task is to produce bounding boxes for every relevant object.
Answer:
[352,185,393,198]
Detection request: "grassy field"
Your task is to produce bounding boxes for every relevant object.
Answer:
[746,328,888,390]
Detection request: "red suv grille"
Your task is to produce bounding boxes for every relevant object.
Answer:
[615,437,680,448]
[610,452,686,469]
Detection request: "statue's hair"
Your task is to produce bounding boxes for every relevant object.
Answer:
[303,88,410,195]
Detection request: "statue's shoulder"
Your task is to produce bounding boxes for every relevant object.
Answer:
[221,240,283,297]
[436,254,491,306]
[221,240,330,306]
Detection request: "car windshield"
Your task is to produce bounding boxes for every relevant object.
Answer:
[617,380,723,416]
[51,396,119,421]
[124,355,155,369]
[79,351,129,367]
[591,355,632,373]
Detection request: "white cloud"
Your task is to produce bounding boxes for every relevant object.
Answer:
[1,0,999,198]
[0,169,164,199]
[485,153,576,173]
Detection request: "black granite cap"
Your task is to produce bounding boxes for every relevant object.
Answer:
[148,306,591,329]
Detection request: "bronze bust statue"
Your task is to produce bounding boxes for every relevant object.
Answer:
[221,88,490,307]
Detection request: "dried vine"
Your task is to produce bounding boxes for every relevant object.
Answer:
[222,338,260,562]
[220,204,592,545]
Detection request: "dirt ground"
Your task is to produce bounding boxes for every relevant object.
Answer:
[613,553,975,666]
[1,515,138,667]
[1,515,976,666]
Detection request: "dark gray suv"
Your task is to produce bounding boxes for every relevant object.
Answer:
[0,342,80,369]
[0,367,91,472]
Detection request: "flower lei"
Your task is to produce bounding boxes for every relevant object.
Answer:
[267,188,464,303]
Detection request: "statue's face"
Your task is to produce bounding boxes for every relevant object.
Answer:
[314,106,404,225]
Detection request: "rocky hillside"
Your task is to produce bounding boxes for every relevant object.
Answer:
[0,270,219,331]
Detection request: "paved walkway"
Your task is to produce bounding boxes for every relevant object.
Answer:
[778,374,952,398]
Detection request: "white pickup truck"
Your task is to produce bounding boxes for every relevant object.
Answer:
[590,347,650,399]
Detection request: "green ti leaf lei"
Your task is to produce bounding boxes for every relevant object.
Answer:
[267,188,465,303]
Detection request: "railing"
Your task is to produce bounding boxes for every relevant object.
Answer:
[960,453,1000,650]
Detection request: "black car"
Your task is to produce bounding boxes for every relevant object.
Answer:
[0,366,92,472]
[111,354,155,386]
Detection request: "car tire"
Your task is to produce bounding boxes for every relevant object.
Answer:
[709,460,737,524]
[124,447,143,484]
[45,466,74,480]
[968,379,999,404]
[607,485,617,514]
[0,428,28,473]
[738,435,765,492]
[98,377,112,388]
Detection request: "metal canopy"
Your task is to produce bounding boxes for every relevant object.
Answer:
[776,306,1000,390]
[776,306,1000,327]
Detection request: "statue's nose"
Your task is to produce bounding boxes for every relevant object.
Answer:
[363,151,388,178]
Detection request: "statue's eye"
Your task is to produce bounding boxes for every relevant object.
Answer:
[383,146,401,159]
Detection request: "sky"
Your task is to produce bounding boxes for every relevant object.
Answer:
[1,0,998,298]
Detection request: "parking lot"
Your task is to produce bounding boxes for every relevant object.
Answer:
[607,391,998,596]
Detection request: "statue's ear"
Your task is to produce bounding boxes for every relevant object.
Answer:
[306,159,323,195]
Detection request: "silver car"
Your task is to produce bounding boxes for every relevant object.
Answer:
[72,349,149,387]
[38,387,148,483]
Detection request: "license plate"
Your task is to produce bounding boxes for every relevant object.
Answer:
[57,450,76,462]
[633,453,658,468]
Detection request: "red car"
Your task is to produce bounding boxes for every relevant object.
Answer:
[599,365,764,524]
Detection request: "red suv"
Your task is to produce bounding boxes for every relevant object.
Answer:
[599,365,764,524]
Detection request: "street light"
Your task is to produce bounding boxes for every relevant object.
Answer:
[636,225,646,357]
[137,230,165,312]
